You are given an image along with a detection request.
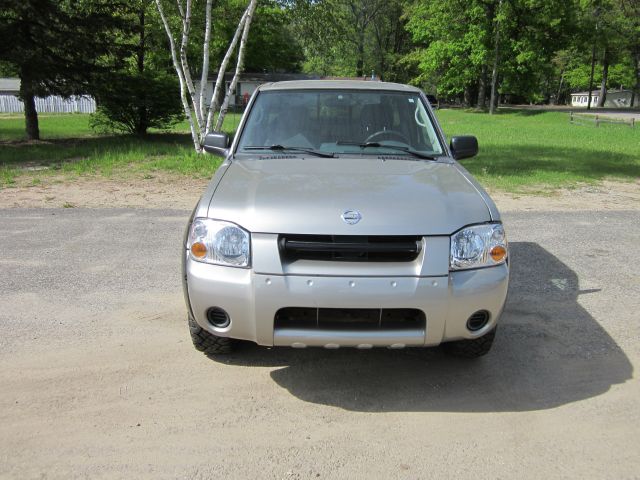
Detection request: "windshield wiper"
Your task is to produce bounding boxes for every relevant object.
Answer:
[336,141,437,160]
[243,145,335,158]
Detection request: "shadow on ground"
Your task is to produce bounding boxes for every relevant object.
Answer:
[210,242,632,412]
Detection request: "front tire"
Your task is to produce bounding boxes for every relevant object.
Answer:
[188,314,237,355]
[443,327,497,358]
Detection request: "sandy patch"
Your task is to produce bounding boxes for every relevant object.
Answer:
[489,179,640,212]
[1,173,638,212]
[0,173,208,210]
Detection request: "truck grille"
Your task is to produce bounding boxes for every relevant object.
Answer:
[279,235,422,262]
[274,307,426,331]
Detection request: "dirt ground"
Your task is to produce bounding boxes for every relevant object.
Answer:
[1,173,639,212]
[1,178,639,479]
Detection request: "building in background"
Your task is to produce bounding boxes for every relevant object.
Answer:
[570,89,637,108]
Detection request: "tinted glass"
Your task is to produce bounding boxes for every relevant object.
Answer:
[237,90,443,156]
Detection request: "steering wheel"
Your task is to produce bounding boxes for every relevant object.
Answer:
[365,129,411,145]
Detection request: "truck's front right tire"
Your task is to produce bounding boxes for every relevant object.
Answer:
[188,314,237,355]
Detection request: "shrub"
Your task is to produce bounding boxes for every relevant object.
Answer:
[90,71,184,135]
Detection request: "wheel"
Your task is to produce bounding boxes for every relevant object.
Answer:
[365,129,411,145]
[188,313,237,355]
[443,327,497,358]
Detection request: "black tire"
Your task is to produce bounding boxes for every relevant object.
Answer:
[188,314,236,355]
[443,327,497,358]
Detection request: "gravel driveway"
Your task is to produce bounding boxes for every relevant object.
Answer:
[0,208,638,479]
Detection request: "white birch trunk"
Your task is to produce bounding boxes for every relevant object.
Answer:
[198,0,214,134]
[205,7,249,132]
[155,0,258,152]
[178,0,205,132]
[154,0,201,152]
[215,0,258,132]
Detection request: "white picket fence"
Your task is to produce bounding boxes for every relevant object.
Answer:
[0,94,96,114]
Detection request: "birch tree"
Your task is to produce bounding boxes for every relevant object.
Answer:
[154,0,258,153]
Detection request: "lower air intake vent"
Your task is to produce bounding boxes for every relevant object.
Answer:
[275,307,426,331]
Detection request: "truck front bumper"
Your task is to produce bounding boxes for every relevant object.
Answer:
[184,257,509,348]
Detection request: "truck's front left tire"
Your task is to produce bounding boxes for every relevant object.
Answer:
[188,314,237,355]
[443,327,497,358]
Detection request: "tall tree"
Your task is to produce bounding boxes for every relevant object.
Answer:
[405,0,574,106]
[488,0,504,114]
[243,1,304,72]
[289,0,353,75]
[618,0,640,105]
[404,0,495,104]
[91,0,184,135]
[154,0,259,152]
[596,0,637,106]
[561,0,636,107]
[0,0,130,140]
[289,0,408,80]
[370,0,413,81]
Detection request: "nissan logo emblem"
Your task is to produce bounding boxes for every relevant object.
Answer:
[341,210,362,225]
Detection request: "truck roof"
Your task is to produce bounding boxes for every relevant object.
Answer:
[258,80,422,93]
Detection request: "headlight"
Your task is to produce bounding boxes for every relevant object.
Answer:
[187,218,250,267]
[450,223,507,270]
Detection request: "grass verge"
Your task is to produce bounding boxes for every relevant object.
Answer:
[0,113,239,186]
[437,109,640,191]
[1,109,638,192]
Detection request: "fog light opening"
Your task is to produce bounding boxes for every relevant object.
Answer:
[206,307,231,328]
[466,310,489,332]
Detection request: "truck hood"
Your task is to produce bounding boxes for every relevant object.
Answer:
[207,157,491,235]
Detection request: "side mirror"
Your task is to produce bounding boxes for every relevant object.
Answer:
[203,132,230,157]
[450,135,478,160]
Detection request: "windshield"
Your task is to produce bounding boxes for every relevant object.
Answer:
[236,89,444,157]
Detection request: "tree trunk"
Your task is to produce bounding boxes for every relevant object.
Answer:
[154,0,202,152]
[597,48,608,108]
[488,0,502,115]
[178,0,205,132]
[155,0,259,151]
[215,0,258,132]
[206,6,250,132]
[477,64,487,109]
[554,70,564,105]
[356,28,365,77]
[199,0,213,127]
[136,5,148,135]
[372,18,386,81]
[464,86,472,107]
[20,76,39,141]
[632,50,639,107]
[488,46,500,114]
[587,43,597,110]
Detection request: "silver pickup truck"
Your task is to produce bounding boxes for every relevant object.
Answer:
[182,80,509,358]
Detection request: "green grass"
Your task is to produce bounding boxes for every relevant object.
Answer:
[0,113,241,186]
[0,113,94,141]
[436,109,640,191]
[1,109,638,192]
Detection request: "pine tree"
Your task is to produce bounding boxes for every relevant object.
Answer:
[0,0,130,140]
